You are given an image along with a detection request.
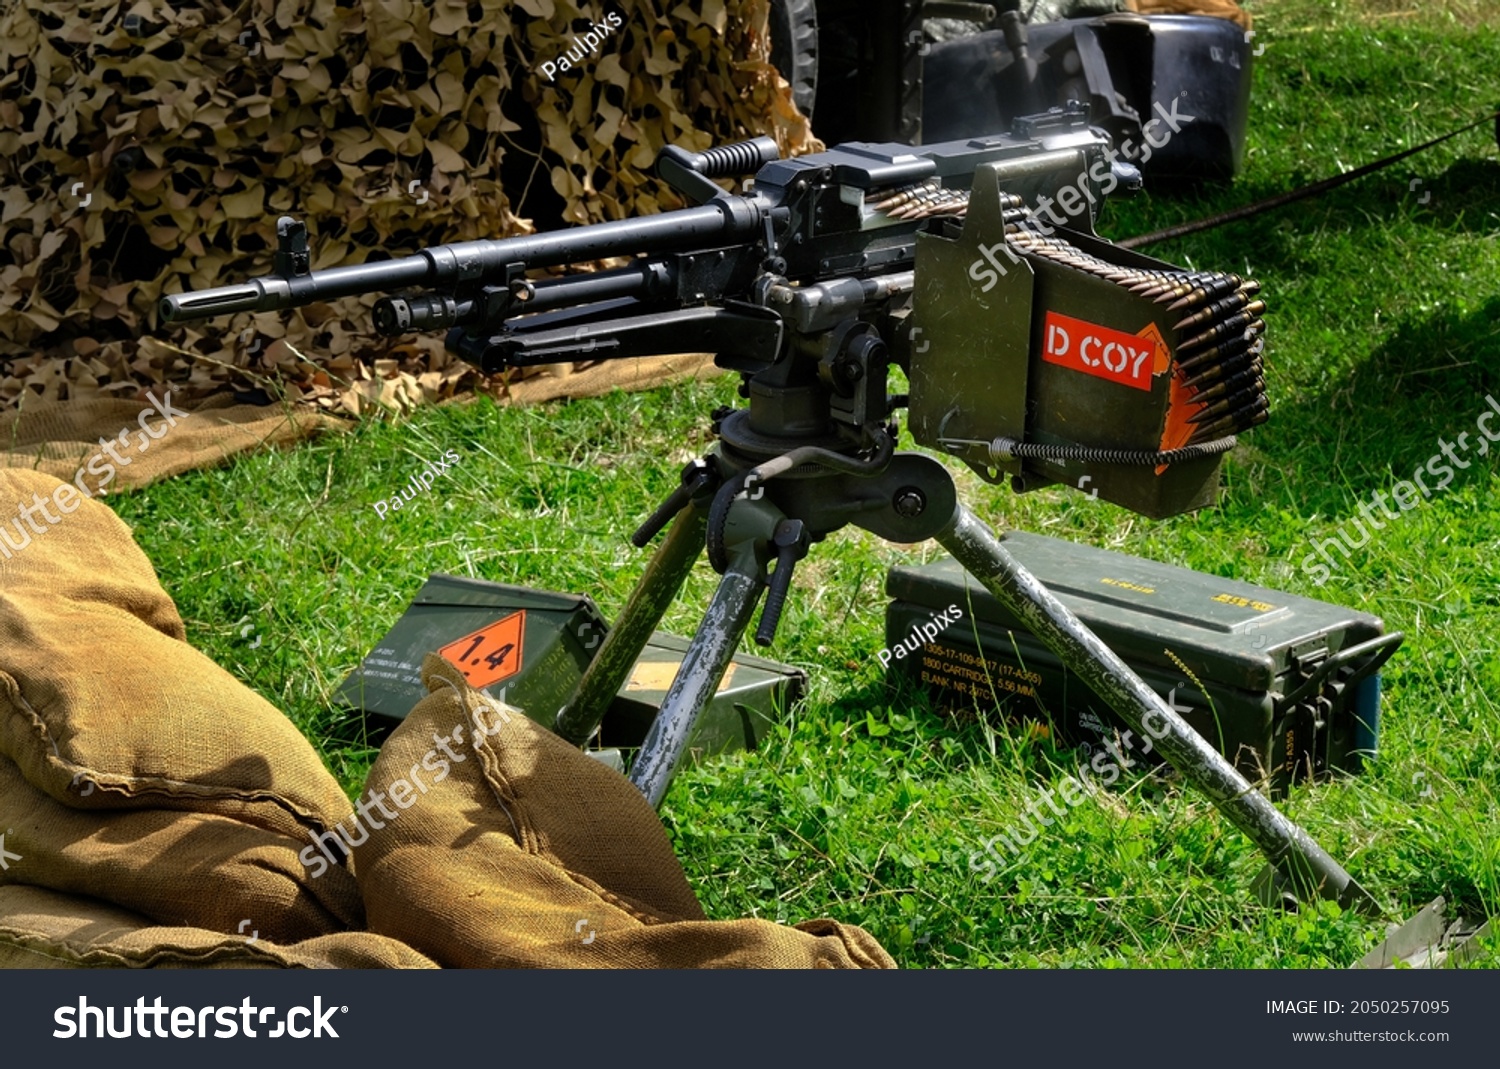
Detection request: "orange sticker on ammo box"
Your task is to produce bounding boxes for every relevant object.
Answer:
[1042,311,1161,392]
[439,611,526,689]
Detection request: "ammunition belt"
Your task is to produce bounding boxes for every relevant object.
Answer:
[865,182,1268,446]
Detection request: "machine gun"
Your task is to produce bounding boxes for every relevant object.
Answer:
[162,105,1370,916]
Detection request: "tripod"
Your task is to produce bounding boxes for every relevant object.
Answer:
[154,121,1412,929]
[546,361,1383,917]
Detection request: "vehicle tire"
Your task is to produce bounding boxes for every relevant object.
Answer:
[768,0,819,118]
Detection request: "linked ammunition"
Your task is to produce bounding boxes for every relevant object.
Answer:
[1180,350,1263,393]
[1175,330,1263,375]
[1182,331,1264,375]
[1187,384,1266,424]
[889,190,945,218]
[1184,370,1264,405]
[1175,290,1259,333]
[1136,280,1190,300]
[870,180,979,218]
[1187,399,1269,442]
[1150,274,1227,301]
[890,193,943,219]
[1164,274,1246,312]
[993,212,1270,419]
[1177,302,1268,354]
[1054,250,1097,269]
[1177,315,1265,359]
[968,197,1273,449]
[1128,272,1182,289]
[865,179,939,211]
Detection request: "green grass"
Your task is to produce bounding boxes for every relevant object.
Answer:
[100,1,1500,967]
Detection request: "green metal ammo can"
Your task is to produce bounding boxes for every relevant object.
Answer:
[884,532,1400,795]
[334,574,805,761]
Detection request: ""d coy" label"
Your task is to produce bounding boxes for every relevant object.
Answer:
[1042,311,1159,392]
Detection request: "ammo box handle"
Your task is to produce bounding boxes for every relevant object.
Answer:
[1280,632,1404,710]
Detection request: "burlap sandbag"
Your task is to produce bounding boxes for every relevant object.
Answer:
[0,469,354,845]
[0,886,434,969]
[0,394,338,494]
[0,755,362,941]
[355,656,894,968]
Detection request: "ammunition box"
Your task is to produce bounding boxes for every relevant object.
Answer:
[601,632,808,757]
[884,532,1400,795]
[910,174,1233,519]
[333,575,606,736]
[334,575,805,759]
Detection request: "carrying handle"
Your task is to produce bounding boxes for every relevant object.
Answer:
[1280,632,1404,710]
[658,137,780,205]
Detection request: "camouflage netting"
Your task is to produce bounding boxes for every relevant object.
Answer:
[0,0,818,416]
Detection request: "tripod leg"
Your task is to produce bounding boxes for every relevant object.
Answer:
[629,556,764,808]
[935,504,1381,915]
[554,504,709,746]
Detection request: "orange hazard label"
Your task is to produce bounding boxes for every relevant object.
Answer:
[1135,321,1172,376]
[439,612,526,689]
[1042,311,1162,392]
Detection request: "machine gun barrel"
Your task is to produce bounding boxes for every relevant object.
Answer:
[158,198,766,325]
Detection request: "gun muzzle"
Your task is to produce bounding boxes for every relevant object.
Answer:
[159,283,269,323]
